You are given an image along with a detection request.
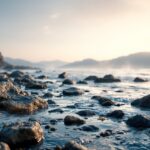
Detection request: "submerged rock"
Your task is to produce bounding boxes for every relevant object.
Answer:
[43,92,53,98]
[63,141,89,150]
[95,74,121,83]
[58,72,68,79]
[134,77,148,82]
[131,94,150,109]
[84,75,99,81]
[63,79,75,85]
[80,125,99,132]
[64,115,85,126]
[76,110,96,117]
[0,95,48,114]
[107,110,125,119]
[0,142,10,150]
[77,80,88,85]
[0,121,44,148]
[100,130,113,137]
[63,87,84,96]
[92,96,115,106]
[126,115,150,128]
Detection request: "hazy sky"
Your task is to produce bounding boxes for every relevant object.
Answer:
[0,0,150,62]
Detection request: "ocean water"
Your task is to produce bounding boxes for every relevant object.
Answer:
[0,68,150,150]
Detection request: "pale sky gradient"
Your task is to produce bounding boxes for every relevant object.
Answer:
[0,0,150,62]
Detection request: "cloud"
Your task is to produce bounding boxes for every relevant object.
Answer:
[50,13,61,19]
[43,25,51,35]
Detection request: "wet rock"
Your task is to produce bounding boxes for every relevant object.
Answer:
[37,75,48,79]
[100,130,113,137]
[80,125,99,132]
[107,110,125,119]
[0,121,44,148]
[76,110,96,117]
[77,80,88,85]
[10,71,24,78]
[63,79,75,85]
[95,74,121,83]
[0,142,10,150]
[134,77,148,82]
[49,108,64,113]
[0,73,10,82]
[63,87,84,96]
[65,105,77,109]
[126,115,150,128]
[131,94,150,109]
[47,100,56,105]
[0,95,48,114]
[64,115,85,126]
[58,72,68,79]
[50,119,58,125]
[92,96,115,106]
[63,141,89,150]
[84,75,99,81]
[43,93,53,98]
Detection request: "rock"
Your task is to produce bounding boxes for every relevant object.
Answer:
[58,72,68,79]
[37,75,48,79]
[0,142,10,150]
[126,115,150,128]
[100,130,113,137]
[92,96,115,106]
[63,87,84,96]
[81,125,99,132]
[0,121,44,148]
[49,108,64,113]
[76,110,96,117]
[107,110,125,119]
[0,95,48,114]
[63,141,89,150]
[0,73,10,82]
[131,94,150,109]
[47,100,56,105]
[10,71,24,78]
[43,93,53,98]
[95,74,121,83]
[77,81,88,85]
[134,77,148,82]
[63,79,75,85]
[64,115,85,126]
[84,75,99,81]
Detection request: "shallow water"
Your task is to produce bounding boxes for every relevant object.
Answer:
[0,68,150,150]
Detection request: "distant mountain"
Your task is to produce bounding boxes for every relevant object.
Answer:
[63,52,150,69]
[5,57,67,69]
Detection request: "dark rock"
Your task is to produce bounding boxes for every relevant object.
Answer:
[77,80,88,85]
[100,130,113,137]
[63,87,84,96]
[47,100,56,105]
[58,72,68,79]
[95,74,121,83]
[107,110,125,119]
[0,95,48,114]
[26,81,47,90]
[63,141,89,150]
[0,142,10,150]
[81,125,99,132]
[10,71,24,78]
[131,94,150,109]
[49,108,64,113]
[43,93,53,98]
[63,79,75,85]
[126,115,150,128]
[92,96,115,106]
[134,77,148,82]
[0,121,44,148]
[84,76,99,81]
[76,110,96,117]
[64,115,85,126]
[66,105,77,109]
[37,75,48,79]
[50,119,58,125]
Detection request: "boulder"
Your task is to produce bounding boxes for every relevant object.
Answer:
[0,122,44,148]
[76,110,96,117]
[42,93,53,98]
[0,95,48,114]
[77,80,88,85]
[10,71,24,78]
[126,115,150,128]
[63,79,75,85]
[80,125,99,132]
[58,72,68,79]
[107,110,125,119]
[131,94,150,109]
[63,87,84,96]
[64,115,85,126]
[134,77,148,82]
[84,75,99,81]
[92,96,115,106]
[63,141,89,150]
